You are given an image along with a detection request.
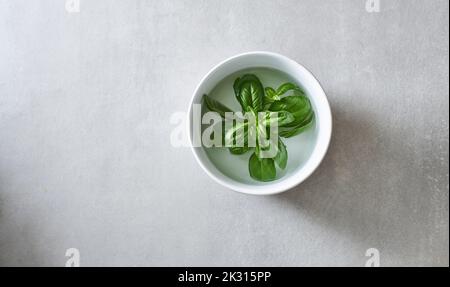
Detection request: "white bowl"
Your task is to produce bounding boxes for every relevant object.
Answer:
[188,51,332,195]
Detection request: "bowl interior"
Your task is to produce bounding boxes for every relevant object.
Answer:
[202,67,318,185]
[189,52,331,194]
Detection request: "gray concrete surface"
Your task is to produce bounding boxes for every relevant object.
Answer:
[0,0,448,266]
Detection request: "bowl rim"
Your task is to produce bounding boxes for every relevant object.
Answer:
[187,51,332,195]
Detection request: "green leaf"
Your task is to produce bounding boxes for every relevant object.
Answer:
[265,87,278,99]
[269,95,312,127]
[263,87,279,110]
[233,74,264,112]
[264,87,279,101]
[233,77,241,100]
[229,146,249,155]
[262,111,295,127]
[224,121,253,156]
[276,82,305,96]
[224,121,247,147]
[228,127,250,154]
[279,110,314,138]
[203,94,233,118]
[249,152,276,182]
[274,138,288,169]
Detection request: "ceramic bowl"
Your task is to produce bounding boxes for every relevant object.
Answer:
[188,51,332,195]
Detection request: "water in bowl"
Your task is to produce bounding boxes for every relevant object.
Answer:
[202,67,318,185]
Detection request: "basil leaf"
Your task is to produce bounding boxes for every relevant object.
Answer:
[265,87,278,99]
[269,95,312,127]
[229,146,249,155]
[222,121,249,155]
[233,74,264,112]
[276,82,305,96]
[264,87,279,101]
[249,152,276,182]
[263,111,295,127]
[279,110,314,138]
[263,87,279,110]
[224,121,253,156]
[274,138,288,169]
[203,94,233,118]
[233,77,241,100]
[224,122,247,147]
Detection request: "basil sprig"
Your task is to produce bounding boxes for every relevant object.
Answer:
[202,74,314,182]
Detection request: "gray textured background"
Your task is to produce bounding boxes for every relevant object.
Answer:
[0,0,448,266]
